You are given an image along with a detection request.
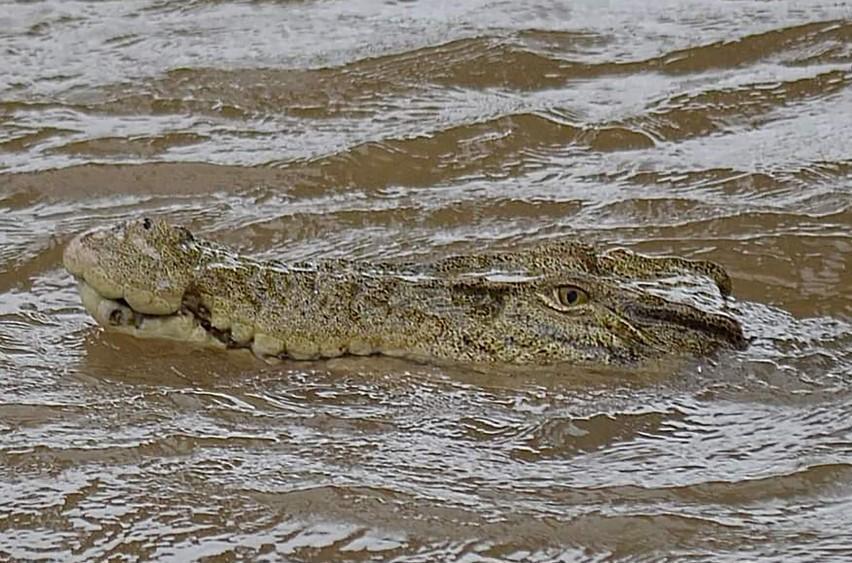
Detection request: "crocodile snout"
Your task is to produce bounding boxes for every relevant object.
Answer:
[625,302,747,351]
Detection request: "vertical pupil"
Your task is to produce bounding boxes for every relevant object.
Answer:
[566,290,578,304]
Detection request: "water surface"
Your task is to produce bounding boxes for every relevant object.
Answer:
[1,1,851,561]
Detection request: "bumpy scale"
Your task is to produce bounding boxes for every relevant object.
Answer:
[63,218,747,366]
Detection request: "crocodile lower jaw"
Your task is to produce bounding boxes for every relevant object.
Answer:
[75,281,383,361]
[77,280,226,349]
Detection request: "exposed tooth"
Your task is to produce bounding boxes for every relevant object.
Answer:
[136,313,225,348]
[79,281,134,326]
[287,339,319,360]
[124,288,180,315]
[347,338,373,356]
[252,333,285,357]
[231,322,254,344]
[210,311,231,331]
[77,281,224,348]
[319,341,345,358]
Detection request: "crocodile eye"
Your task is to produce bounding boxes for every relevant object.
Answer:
[555,286,589,307]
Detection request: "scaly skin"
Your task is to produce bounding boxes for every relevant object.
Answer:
[63,217,747,366]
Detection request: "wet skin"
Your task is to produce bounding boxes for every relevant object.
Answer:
[63,218,747,366]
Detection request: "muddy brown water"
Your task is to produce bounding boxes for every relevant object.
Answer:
[1,1,851,561]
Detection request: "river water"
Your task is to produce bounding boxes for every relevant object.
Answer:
[1,1,851,561]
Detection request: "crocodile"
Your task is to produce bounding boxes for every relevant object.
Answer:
[63,217,747,367]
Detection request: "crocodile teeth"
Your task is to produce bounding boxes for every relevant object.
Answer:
[252,333,285,357]
[124,288,181,316]
[77,281,225,349]
[79,281,135,327]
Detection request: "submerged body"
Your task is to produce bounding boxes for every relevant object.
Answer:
[63,218,747,366]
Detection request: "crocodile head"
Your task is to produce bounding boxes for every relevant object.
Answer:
[64,217,202,312]
[63,217,220,345]
[448,273,747,365]
[64,217,747,366]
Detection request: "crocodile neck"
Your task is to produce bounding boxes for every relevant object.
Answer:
[180,249,530,363]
